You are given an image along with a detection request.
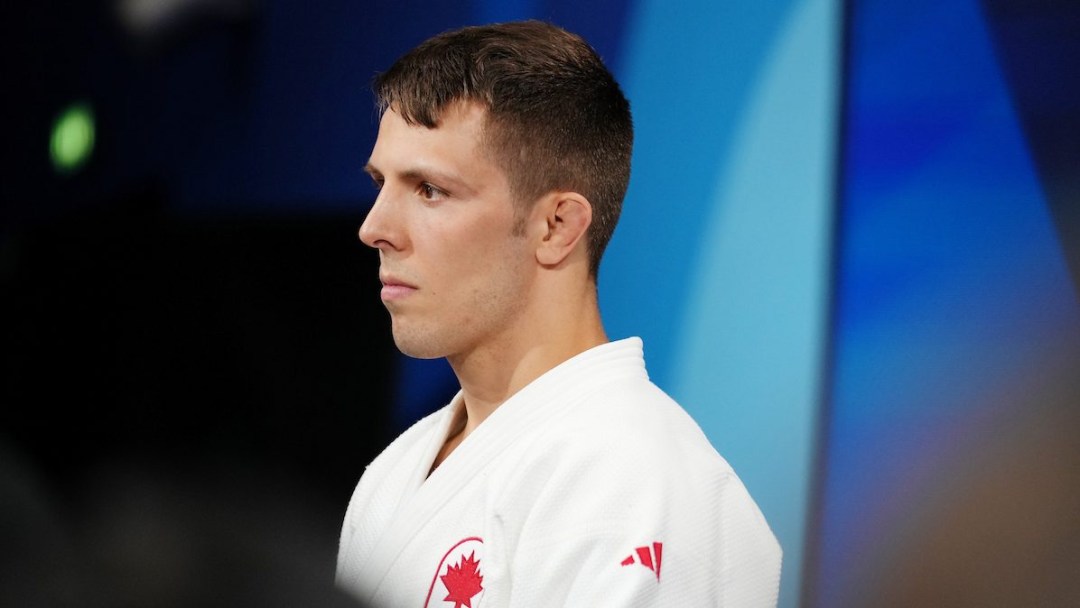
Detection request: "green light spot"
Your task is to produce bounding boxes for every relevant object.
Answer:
[50,103,95,175]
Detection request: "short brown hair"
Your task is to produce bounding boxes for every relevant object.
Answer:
[374,20,633,278]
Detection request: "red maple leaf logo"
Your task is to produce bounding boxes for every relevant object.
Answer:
[441,550,483,608]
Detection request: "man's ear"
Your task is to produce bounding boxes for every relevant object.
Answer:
[535,191,592,267]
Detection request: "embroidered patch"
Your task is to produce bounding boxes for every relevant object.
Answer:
[425,537,485,608]
[620,542,663,581]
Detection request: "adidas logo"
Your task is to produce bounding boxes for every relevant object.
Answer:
[620,542,663,581]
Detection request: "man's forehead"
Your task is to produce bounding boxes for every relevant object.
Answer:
[368,101,490,168]
[365,101,506,197]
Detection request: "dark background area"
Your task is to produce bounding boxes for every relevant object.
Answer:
[2,201,393,494]
[1,2,406,605]
[1,202,391,607]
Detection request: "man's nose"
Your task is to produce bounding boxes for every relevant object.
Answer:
[358,191,402,251]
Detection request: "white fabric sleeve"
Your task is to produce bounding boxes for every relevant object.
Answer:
[494,434,780,607]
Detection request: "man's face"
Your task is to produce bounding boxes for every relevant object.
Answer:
[359,102,534,360]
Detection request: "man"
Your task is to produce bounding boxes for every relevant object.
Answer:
[336,21,781,607]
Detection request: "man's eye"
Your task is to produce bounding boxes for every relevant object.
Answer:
[418,182,446,200]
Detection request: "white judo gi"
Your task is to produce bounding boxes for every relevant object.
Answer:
[336,338,781,607]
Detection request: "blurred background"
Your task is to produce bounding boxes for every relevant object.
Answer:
[2,0,1077,606]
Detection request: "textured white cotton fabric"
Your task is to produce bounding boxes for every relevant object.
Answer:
[337,338,781,607]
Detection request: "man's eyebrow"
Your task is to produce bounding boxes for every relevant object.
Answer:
[365,162,475,194]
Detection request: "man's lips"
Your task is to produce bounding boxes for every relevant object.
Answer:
[379,274,417,302]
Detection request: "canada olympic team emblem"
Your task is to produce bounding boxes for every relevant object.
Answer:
[424,537,485,608]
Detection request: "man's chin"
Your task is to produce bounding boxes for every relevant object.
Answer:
[395,347,446,360]
[391,330,448,360]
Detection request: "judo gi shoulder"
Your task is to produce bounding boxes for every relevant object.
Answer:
[485,378,782,606]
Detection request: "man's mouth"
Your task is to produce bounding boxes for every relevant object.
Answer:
[379,273,417,302]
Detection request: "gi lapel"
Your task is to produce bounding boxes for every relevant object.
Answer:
[357,339,647,600]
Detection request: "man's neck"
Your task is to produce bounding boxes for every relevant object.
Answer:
[428,318,605,476]
[446,291,607,442]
